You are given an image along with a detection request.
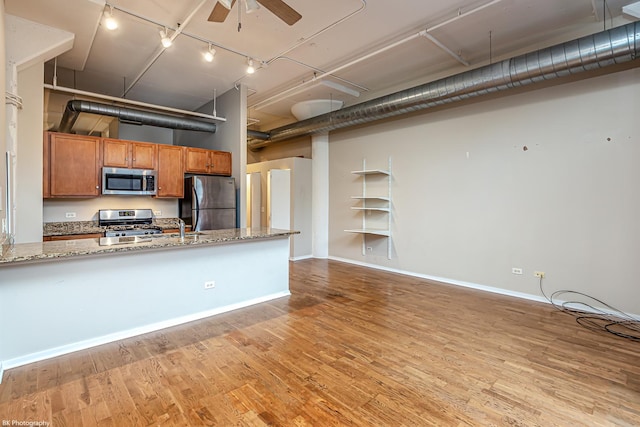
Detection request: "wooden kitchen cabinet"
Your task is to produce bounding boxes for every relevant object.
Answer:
[47,133,102,197]
[156,144,184,198]
[184,147,231,176]
[43,233,104,241]
[43,132,50,198]
[103,138,156,169]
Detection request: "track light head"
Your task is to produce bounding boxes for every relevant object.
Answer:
[160,28,172,48]
[103,6,118,30]
[204,44,216,62]
[246,58,255,74]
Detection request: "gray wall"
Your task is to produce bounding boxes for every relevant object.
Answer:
[329,67,640,315]
[118,123,173,145]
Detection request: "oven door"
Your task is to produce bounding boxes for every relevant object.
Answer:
[102,167,156,195]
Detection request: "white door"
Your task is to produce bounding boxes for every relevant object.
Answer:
[267,169,290,230]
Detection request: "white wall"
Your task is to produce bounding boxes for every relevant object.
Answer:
[330,67,640,315]
[0,4,7,243]
[16,63,43,242]
[43,197,178,222]
[247,157,312,259]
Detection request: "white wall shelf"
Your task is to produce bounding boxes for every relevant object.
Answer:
[345,158,392,259]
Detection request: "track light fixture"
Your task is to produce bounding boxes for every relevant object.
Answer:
[103,5,118,30]
[246,58,255,74]
[203,44,216,62]
[245,0,260,13]
[160,27,172,48]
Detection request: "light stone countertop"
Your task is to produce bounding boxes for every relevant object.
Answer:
[1,228,297,265]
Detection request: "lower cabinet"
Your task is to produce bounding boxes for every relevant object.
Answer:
[43,233,104,241]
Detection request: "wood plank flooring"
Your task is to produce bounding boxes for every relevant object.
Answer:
[1,258,639,426]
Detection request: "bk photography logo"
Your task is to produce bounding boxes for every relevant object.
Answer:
[2,421,50,427]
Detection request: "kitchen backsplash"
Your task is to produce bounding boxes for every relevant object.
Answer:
[43,197,179,222]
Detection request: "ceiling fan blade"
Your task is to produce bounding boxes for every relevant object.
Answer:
[208,0,236,22]
[257,0,302,25]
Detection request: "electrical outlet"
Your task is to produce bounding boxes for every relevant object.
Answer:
[204,281,216,289]
[534,271,545,278]
[65,212,76,218]
[512,267,523,275]
[153,210,162,217]
[366,247,373,252]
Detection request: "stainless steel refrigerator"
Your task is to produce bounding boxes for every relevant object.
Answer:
[180,175,236,230]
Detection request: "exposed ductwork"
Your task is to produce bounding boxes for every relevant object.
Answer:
[249,22,639,150]
[58,100,217,134]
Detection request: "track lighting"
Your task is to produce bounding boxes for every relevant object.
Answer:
[160,28,172,48]
[246,58,255,74]
[203,44,216,62]
[103,6,118,30]
[245,0,260,13]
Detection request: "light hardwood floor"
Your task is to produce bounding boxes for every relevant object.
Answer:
[1,259,639,426]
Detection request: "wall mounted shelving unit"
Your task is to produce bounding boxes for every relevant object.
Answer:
[345,158,392,259]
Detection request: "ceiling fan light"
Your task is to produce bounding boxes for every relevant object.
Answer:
[219,0,233,10]
[246,58,255,74]
[245,0,260,13]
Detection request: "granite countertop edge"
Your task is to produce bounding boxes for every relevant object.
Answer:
[43,218,185,237]
[1,228,299,265]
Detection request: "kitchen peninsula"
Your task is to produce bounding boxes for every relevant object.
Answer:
[0,228,296,381]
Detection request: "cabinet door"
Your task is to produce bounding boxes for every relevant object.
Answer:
[132,142,157,169]
[156,145,184,198]
[43,132,51,198]
[210,151,232,176]
[184,147,210,173]
[103,139,130,168]
[50,133,101,197]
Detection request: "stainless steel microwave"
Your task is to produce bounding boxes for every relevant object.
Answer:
[102,167,157,196]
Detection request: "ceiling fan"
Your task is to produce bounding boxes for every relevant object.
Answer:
[208,0,302,26]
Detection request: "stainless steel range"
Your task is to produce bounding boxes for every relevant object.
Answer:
[99,209,162,237]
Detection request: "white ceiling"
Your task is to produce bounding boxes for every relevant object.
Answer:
[5,0,639,133]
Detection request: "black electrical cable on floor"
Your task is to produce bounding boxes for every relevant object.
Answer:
[539,278,640,342]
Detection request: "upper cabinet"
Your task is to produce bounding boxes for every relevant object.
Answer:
[103,138,156,169]
[184,147,232,176]
[47,133,102,198]
[43,132,232,199]
[156,145,184,198]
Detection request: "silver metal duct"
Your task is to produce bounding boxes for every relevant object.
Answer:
[249,22,639,150]
[58,100,217,134]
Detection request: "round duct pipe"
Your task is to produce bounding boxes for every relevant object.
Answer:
[249,22,639,150]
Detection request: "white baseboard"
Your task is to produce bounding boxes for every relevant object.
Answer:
[290,254,314,261]
[0,291,290,378]
[327,256,549,304]
[326,257,640,319]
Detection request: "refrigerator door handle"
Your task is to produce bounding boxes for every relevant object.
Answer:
[193,186,200,230]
